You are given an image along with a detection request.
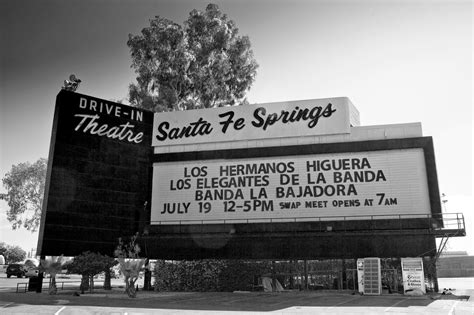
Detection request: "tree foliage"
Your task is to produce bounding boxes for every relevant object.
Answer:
[114,232,141,258]
[67,251,117,293]
[127,3,258,112]
[68,251,116,277]
[0,158,47,232]
[0,242,6,258]
[0,242,27,264]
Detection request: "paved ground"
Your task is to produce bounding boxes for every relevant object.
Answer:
[0,277,473,314]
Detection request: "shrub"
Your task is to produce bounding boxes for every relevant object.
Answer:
[153,259,270,292]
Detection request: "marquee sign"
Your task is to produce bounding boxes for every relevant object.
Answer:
[151,148,431,224]
[152,97,353,146]
[39,91,442,260]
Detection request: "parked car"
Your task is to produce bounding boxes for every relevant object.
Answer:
[6,264,26,278]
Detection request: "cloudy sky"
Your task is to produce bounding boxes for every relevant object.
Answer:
[1,0,472,255]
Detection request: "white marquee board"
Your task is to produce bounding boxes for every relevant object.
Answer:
[151,148,430,224]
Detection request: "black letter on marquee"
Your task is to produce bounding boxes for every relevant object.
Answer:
[156,121,169,141]
[219,111,236,134]
[252,107,266,128]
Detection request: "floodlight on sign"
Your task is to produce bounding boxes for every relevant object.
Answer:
[62,74,81,92]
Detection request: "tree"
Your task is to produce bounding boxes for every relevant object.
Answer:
[127,3,258,112]
[67,251,116,294]
[0,158,47,232]
[0,243,27,264]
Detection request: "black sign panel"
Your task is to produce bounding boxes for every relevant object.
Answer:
[37,90,153,256]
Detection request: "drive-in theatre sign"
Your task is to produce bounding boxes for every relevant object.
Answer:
[38,91,441,259]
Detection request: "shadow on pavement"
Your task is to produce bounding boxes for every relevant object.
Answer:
[0,290,450,312]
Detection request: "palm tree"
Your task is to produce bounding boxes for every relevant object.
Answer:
[114,233,146,298]
[39,256,66,295]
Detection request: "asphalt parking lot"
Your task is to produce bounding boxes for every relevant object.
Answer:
[0,277,473,314]
[1,289,473,314]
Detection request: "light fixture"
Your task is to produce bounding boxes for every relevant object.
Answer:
[62,74,82,92]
